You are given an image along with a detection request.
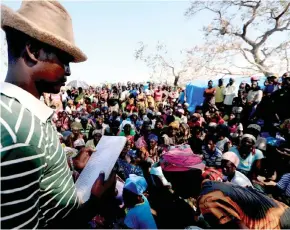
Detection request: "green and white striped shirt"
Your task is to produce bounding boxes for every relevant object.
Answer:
[1,82,79,229]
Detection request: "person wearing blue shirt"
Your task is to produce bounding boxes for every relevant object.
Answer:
[229,134,264,179]
[123,175,157,229]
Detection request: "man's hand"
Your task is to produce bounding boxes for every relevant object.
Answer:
[91,171,116,198]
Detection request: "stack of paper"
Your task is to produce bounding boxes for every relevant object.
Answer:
[75,136,127,203]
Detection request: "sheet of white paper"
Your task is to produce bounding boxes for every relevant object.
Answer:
[75,136,127,203]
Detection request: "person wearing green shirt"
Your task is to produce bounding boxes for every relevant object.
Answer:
[1,1,115,229]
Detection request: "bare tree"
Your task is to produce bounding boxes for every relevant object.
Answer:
[135,42,189,86]
[185,0,290,76]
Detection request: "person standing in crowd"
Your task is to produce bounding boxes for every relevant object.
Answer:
[223,78,237,115]
[154,85,164,108]
[203,80,216,113]
[120,85,129,111]
[215,78,224,110]
[0,2,116,228]
[264,75,280,95]
[271,74,290,122]
[245,76,263,120]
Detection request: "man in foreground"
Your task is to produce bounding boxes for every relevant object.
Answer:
[1,1,115,228]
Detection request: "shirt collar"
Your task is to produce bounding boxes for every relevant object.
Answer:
[0,82,53,123]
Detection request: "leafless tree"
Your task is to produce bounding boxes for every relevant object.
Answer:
[185,0,290,76]
[134,42,190,86]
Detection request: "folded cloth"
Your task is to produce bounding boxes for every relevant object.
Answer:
[160,145,205,172]
[124,174,147,195]
[202,168,223,182]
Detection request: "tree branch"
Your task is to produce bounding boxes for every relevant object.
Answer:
[257,2,290,47]
[242,0,261,37]
[274,2,290,21]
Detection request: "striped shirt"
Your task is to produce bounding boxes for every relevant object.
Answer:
[202,146,222,168]
[277,173,290,197]
[1,82,79,229]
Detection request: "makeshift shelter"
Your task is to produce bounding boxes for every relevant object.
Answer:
[185,75,267,113]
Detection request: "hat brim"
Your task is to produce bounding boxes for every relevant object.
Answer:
[1,5,87,63]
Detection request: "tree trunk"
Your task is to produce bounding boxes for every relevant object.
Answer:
[174,76,180,86]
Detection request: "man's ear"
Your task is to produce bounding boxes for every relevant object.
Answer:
[25,43,39,63]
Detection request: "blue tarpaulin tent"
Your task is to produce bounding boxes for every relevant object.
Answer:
[185,76,267,113]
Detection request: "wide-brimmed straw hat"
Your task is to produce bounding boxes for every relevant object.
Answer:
[1,0,87,62]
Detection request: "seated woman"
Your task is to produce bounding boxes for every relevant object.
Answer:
[60,111,70,131]
[162,122,179,146]
[189,126,205,155]
[210,111,225,125]
[148,134,159,163]
[227,113,243,138]
[229,134,264,180]
[216,124,230,153]
[126,98,138,114]
[177,123,191,144]
[118,123,136,144]
[86,129,102,149]
[117,141,144,181]
[66,122,84,148]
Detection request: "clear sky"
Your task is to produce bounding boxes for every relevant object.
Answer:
[1,0,212,84]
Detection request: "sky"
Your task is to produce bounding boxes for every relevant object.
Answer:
[1,0,212,84]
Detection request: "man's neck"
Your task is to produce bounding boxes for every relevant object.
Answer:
[227,172,235,181]
[5,64,41,99]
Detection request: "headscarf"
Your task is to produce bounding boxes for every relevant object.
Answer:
[222,151,240,168]
[71,122,82,130]
[68,100,74,105]
[124,174,147,195]
[169,121,180,129]
[148,134,158,142]
[178,108,185,115]
[92,129,102,136]
[135,136,147,149]
[160,145,205,172]
[192,113,201,119]
[247,124,261,132]
[241,134,256,143]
